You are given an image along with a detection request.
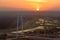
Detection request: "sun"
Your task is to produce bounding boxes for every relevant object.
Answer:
[36,8,40,11]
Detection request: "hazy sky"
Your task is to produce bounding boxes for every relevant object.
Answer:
[0,0,60,11]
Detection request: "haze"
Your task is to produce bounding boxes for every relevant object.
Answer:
[0,0,60,11]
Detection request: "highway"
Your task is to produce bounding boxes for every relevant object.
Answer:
[11,26,44,33]
[10,26,60,40]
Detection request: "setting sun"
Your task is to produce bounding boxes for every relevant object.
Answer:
[0,0,60,11]
[36,8,40,11]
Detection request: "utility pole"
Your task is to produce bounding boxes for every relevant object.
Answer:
[16,13,19,39]
[20,15,24,37]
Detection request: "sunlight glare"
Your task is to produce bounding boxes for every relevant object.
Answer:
[36,8,40,11]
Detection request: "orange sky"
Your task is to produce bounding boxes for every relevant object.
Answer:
[0,0,60,11]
